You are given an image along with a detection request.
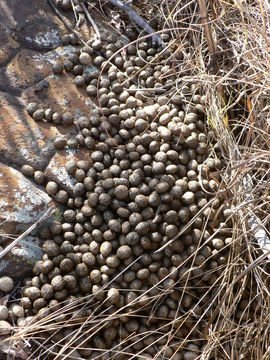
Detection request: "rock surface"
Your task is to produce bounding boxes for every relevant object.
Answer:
[0,0,105,278]
[44,148,90,195]
[0,163,52,277]
[0,236,43,278]
[0,163,52,233]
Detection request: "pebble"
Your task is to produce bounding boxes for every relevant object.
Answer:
[0,305,9,320]
[46,181,58,196]
[19,26,230,359]
[79,52,91,66]
[0,320,12,334]
[34,171,45,184]
[181,191,195,205]
[158,126,171,141]
[17,317,26,326]
[32,109,44,121]
[26,102,38,116]
[10,304,24,318]
[0,276,14,292]
[21,164,35,177]
[144,104,159,118]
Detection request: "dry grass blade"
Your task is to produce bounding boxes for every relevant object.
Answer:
[198,0,216,55]
[0,208,54,260]
[47,0,91,48]
[80,1,101,38]
[107,0,165,48]
[243,173,270,259]
[8,0,270,358]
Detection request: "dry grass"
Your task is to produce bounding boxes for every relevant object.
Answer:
[5,0,270,359]
[154,0,270,358]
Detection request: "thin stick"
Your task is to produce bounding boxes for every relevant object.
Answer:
[47,0,90,48]
[155,197,217,253]
[198,0,216,55]
[243,173,270,259]
[71,0,78,24]
[0,208,54,260]
[198,0,217,73]
[80,1,101,39]
[107,0,165,48]
[204,244,270,335]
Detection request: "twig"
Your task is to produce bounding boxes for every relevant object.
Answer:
[80,1,101,39]
[71,0,79,24]
[198,0,216,54]
[155,196,220,253]
[243,174,270,260]
[0,208,55,260]
[76,11,85,28]
[47,0,90,48]
[198,0,217,72]
[107,0,165,48]
[204,242,270,335]
[31,339,79,360]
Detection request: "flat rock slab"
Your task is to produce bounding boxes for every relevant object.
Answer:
[0,0,117,171]
[45,148,91,195]
[0,92,58,169]
[0,0,63,171]
[0,163,54,277]
[0,162,53,235]
[0,0,119,280]
[0,236,43,278]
